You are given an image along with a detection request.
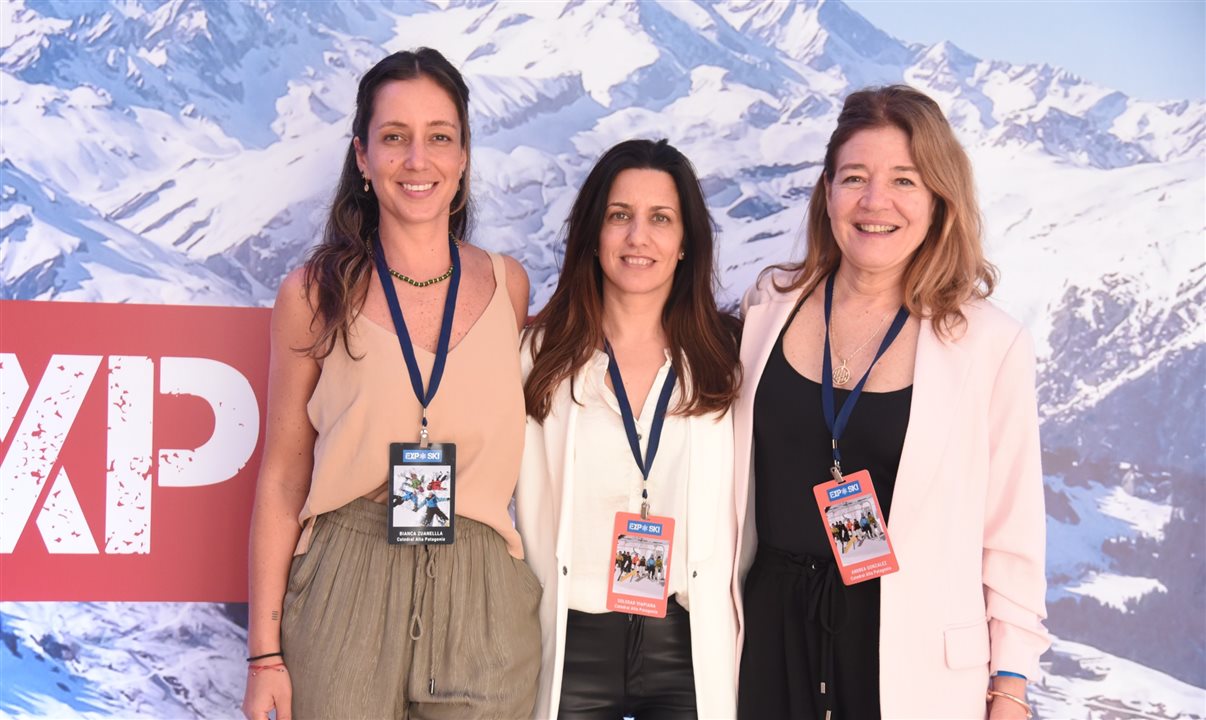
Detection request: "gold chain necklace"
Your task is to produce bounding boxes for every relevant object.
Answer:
[831,311,891,386]
[384,234,462,288]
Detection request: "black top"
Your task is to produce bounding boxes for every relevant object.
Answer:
[752,340,913,556]
[737,301,913,720]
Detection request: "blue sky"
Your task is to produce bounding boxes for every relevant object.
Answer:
[848,0,1205,102]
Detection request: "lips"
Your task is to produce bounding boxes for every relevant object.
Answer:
[855,223,899,234]
[621,256,654,267]
[400,182,435,192]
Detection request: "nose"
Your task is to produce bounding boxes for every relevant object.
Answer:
[403,141,428,171]
[625,217,647,246]
[858,179,891,210]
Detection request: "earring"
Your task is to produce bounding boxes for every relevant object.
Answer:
[363,176,371,193]
[678,251,685,260]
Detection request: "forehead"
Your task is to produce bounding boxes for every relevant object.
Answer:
[607,168,679,205]
[835,125,915,166]
[369,76,461,127]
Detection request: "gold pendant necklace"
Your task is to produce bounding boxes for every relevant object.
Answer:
[832,311,891,387]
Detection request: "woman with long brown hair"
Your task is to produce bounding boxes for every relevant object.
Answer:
[516,139,742,719]
[733,85,1050,719]
[241,48,541,720]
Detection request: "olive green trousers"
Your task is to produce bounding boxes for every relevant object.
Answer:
[282,498,542,719]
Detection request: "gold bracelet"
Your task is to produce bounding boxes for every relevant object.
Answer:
[986,689,1033,718]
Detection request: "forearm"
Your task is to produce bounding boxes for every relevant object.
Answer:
[246,477,308,656]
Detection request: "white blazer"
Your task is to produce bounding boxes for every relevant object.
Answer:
[517,337,739,720]
[732,269,1051,719]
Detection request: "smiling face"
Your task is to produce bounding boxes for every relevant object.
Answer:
[826,124,936,280]
[354,76,467,233]
[597,168,684,305]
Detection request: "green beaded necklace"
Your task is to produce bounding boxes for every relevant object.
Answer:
[384,234,461,288]
[387,263,453,288]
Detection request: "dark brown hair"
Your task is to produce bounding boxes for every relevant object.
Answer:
[302,48,472,358]
[525,139,741,421]
[777,85,996,336]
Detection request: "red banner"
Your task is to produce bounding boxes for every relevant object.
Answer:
[0,300,270,601]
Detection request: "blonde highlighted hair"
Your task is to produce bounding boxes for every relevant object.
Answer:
[777,85,997,336]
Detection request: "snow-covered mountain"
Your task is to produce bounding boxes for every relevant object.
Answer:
[2,0,1203,716]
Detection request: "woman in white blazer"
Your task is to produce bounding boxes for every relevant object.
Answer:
[516,139,742,719]
[732,87,1050,719]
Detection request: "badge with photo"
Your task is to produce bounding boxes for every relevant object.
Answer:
[388,442,455,544]
[606,513,676,618]
[812,469,898,584]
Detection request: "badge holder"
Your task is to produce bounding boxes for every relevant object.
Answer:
[607,513,675,618]
[389,441,456,544]
[812,469,897,585]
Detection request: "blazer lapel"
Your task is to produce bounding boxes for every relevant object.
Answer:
[550,373,582,563]
[739,293,800,406]
[734,291,800,533]
[888,318,970,539]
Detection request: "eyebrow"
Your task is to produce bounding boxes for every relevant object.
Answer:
[608,201,678,213]
[836,163,920,174]
[376,119,460,131]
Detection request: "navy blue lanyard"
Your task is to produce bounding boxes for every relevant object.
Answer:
[821,273,910,480]
[370,232,460,446]
[604,341,677,517]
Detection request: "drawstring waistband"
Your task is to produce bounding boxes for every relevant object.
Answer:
[317,499,500,699]
[757,545,847,720]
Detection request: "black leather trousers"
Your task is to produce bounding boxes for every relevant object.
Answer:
[558,596,698,720]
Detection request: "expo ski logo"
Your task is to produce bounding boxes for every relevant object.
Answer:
[0,301,270,600]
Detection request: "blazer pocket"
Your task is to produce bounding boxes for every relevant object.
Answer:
[943,619,990,670]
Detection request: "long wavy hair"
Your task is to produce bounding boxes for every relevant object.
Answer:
[776,85,997,336]
[525,139,741,421]
[302,48,473,358]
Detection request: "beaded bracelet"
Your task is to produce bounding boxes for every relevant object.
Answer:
[986,690,1033,718]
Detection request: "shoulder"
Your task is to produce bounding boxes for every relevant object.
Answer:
[475,246,530,327]
[270,267,322,360]
[277,266,308,302]
[956,299,1027,345]
[740,265,802,316]
[273,267,316,326]
[500,254,531,315]
[943,299,1034,369]
[499,253,529,289]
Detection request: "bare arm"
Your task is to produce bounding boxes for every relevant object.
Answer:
[242,269,321,720]
[502,254,531,331]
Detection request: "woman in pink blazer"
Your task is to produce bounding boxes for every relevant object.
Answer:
[732,86,1050,719]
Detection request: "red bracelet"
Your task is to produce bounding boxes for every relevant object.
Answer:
[248,662,287,677]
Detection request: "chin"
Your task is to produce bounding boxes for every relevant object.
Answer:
[604,279,675,302]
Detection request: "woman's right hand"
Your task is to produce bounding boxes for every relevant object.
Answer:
[241,665,292,720]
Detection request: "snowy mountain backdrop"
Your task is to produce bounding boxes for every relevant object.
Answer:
[2,0,1203,717]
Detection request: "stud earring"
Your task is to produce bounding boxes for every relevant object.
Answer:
[678,251,685,260]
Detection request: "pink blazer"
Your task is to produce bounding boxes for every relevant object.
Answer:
[732,270,1051,719]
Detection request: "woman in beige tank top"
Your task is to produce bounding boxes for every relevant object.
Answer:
[241,48,541,720]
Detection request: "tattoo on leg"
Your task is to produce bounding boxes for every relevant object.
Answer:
[271,610,280,622]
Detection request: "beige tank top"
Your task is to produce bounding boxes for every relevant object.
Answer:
[297,252,525,557]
